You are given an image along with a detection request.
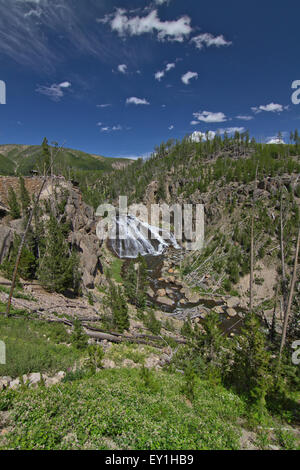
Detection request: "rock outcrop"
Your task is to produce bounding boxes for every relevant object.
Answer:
[0,176,103,289]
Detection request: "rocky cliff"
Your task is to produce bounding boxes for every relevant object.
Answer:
[0,176,103,289]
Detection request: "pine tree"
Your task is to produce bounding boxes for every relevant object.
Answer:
[124,260,137,304]
[7,186,21,219]
[37,214,79,293]
[0,235,36,281]
[230,314,272,408]
[19,176,31,217]
[105,281,130,332]
[41,137,51,175]
[124,255,148,309]
[113,285,130,332]
[71,319,88,350]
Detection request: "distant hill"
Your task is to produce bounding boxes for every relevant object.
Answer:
[0,144,132,176]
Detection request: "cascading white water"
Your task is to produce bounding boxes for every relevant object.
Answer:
[109,215,180,258]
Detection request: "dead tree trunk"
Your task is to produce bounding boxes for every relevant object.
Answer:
[250,214,254,312]
[280,189,288,315]
[249,166,258,312]
[5,177,48,317]
[5,144,65,317]
[279,225,300,360]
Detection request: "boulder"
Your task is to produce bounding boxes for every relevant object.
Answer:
[214,306,224,314]
[227,308,237,317]
[145,355,161,369]
[103,359,116,369]
[9,378,20,389]
[122,359,138,369]
[69,231,102,289]
[157,288,166,297]
[0,377,11,391]
[186,292,200,304]
[227,297,240,308]
[157,296,174,307]
[27,372,41,387]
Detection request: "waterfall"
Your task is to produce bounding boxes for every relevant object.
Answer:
[109,215,180,258]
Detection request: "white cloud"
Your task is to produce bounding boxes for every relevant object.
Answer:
[118,64,127,74]
[155,0,170,4]
[190,127,245,142]
[101,8,192,42]
[97,104,112,108]
[166,62,175,72]
[266,137,285,144]
[191,33,232,50]
[251,102,287,114]
[168,125,174,130]
[36,81,71,101]
[100,124,123,132]
[154,62,175,81]
[155,71,165,81]
[181,71,198,85]
[126,96,150,105]
[193,110,227,123]
[190,131,216,142]
[236,115,254,121]
[219,127,245,134]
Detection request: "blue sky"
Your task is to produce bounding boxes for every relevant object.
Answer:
[0,0,299,158]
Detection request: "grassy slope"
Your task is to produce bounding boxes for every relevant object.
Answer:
[0,144,131,176]
[0,309,299,450]
[0,314,83,378]
[0,368,246,450]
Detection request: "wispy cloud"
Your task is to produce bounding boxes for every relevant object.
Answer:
[155,0,171,4]
[181,71,198,85]
[118,64,128,74]
[99,8,192,43]
[236,115,254,121]
[191,33,232,50]
[0,0,114,69]
[192,110,227,123]
[154,62,175,81]
[126,97,150,105]
[100,124,123,132]
[97,103,112,108]
[36,81,71,101]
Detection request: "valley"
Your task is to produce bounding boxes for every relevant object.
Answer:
[0,134,299,451]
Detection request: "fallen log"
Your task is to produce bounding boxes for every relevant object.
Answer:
[84,329,164,349]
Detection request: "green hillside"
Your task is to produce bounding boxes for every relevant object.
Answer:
[0,144,132,178]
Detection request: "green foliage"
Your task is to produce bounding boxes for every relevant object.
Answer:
[7,186,21,219]
[19,176,31,216]
[0,235,36,281]
[139,366,159,393]
[85,345,104,372]
[105,282,130,332]
[123,254,148,309]
[143,309,161,335]
[228,315,273,408]
[0,369,246,450]
[181,363,197,401]
[71,320,88,350]
[37,215,80,293]
[180,316,194,338]
[0,316,81,378]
